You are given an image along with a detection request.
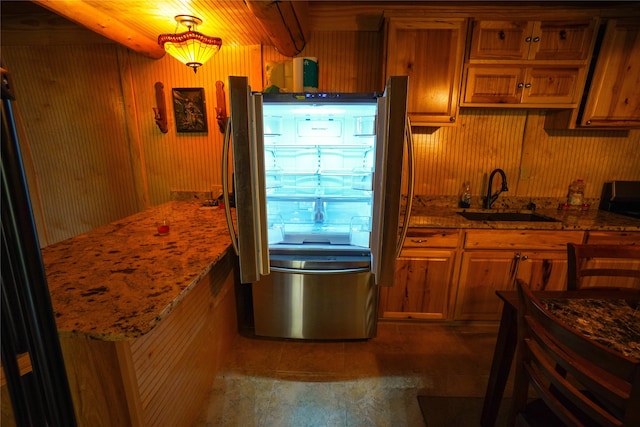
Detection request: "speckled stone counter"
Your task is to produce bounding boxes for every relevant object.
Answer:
[544,298,640,359]
[42,201,233,340]
[408,196,640,231]
[43,195,638,342]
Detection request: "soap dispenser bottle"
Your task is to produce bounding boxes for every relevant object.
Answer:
[459,182,472,208]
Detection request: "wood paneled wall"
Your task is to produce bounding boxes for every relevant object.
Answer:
[3,44,140,244]
[2,23,639,246]
[126,44,262,205]
[410,109,640,199]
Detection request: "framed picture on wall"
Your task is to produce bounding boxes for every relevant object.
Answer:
[172,88,208,133]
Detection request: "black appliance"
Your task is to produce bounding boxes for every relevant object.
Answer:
[1,66,77,425]
[598,181,640,219]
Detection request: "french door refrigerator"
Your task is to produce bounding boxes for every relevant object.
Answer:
[223,75,410,339]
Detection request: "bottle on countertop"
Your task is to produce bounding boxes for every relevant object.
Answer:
[567,178,585,206]
[459,182,472,208]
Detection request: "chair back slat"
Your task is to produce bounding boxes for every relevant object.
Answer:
[510,280,640,427]
[567,244,640,290]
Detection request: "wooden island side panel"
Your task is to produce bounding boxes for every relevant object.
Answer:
[60,251,238,427]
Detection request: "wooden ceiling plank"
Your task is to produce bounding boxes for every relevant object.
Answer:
[32,0,165,59]
[244,0,309,57]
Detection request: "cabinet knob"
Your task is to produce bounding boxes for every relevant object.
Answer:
[517,82,524,88]
[525,36,532,43]
[586,120,592,125]
[411,239,427,244]
[559,30,567,40]
[499,30,506,40]
[524,83,532,88]
[450,116,456,122]
[532,36,540,43]
[521,255,529,261]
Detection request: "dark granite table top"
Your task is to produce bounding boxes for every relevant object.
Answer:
[544,297,640,360]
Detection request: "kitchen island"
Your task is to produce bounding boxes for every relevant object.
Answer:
[41,201,238,427]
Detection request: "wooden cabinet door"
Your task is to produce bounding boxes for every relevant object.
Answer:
[531,19,598,60]
[463,65,524,104]
[580,18,640,128]
[379,249,455,320]
[454,251,519,321]
[516,251,568,291]
[470,19,597,61]
[463,65,583,106]
[384,18,467,126]
[521,66,583,104]
[469,20,534,59]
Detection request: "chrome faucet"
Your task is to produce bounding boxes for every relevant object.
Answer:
[483,169,509,209]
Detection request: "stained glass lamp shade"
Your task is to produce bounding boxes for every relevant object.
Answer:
[158,15,222,73]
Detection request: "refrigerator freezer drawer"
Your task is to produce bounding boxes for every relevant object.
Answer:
[252,268,377,339]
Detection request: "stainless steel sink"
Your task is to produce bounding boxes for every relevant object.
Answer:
[457,211,560,222]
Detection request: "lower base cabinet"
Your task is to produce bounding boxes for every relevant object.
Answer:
[379,229,460,320]
[454,251,519,321]
[380,228,637,322]
[379,249,455,320]
[453,250,569,320]
[453,230,584,321]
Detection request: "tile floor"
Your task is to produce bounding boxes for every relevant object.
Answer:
[193,321,506,426]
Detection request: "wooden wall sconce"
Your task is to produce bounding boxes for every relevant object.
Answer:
[215,81,228,133]
[153,82,168,133]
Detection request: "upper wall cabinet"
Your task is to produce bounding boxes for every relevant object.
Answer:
[383,17,468,126]
[546,18,640,129]
[463,65,586,106]
[469,20,597,61]
[461,18,599,109]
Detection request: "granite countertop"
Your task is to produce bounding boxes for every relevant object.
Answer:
[408,196,640,231]
[42,201,233,341]
[43,195,639,342]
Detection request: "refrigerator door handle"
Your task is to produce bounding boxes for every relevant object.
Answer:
[396,117,414,258]
[222,116,239,255]
[253,95,270,276]
[270,266,371,275]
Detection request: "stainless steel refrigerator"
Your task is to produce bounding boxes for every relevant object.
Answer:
[223,75,410,339]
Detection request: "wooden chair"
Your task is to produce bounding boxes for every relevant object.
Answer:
[509,279,640,427]
[566,243,640,290]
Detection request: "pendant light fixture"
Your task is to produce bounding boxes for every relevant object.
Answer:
[158,15,222,73]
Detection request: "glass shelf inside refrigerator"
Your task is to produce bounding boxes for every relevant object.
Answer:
[265,172,373,193]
